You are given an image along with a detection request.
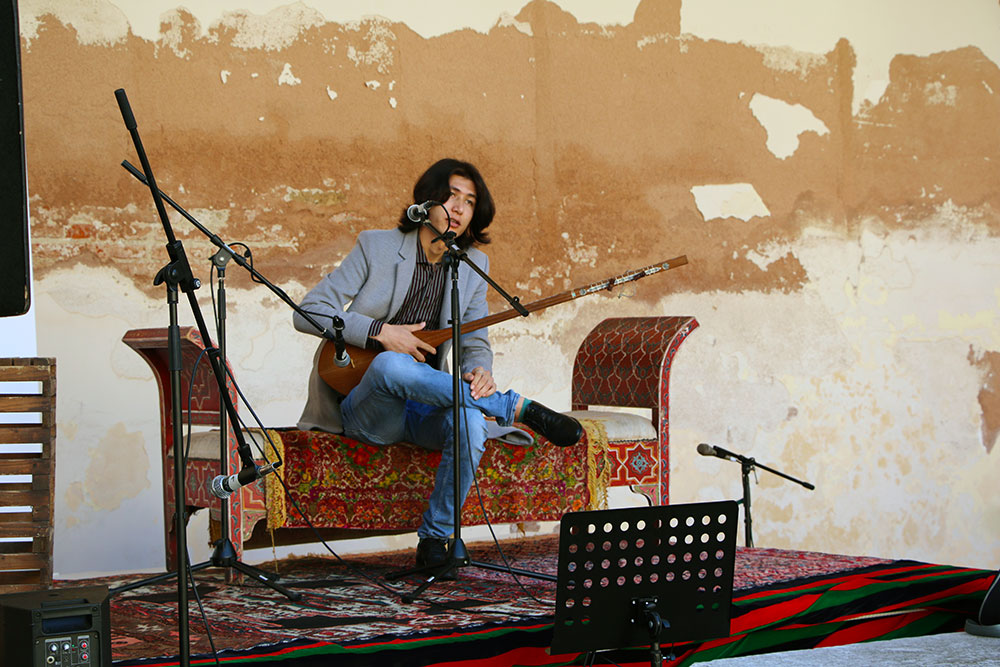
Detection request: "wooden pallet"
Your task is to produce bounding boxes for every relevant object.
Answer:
[0,358,56,592]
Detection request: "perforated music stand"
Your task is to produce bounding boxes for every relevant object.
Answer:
[551,501,738,666]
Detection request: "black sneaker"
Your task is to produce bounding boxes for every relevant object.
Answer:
[416,537,456,580]
[521,401,584,447]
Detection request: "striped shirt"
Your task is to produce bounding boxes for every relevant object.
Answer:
[366,241,446,350]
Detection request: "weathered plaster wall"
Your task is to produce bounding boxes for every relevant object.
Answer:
[15,0,1000,575]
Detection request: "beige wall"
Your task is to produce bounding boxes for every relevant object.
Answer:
[15,0,1000,576]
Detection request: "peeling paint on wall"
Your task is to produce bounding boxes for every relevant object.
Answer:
[691,184,770,221]
[749,93,830,159]
[82,423,150,511]
[16,0,1000,575]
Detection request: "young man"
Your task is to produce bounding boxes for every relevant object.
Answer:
[293,158,583,570]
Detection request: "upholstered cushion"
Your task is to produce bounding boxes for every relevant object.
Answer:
[564,410,656,441]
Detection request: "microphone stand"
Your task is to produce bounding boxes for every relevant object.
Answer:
[386,218,556,603]
[114,247,302,599]
[193,245,302,597]
[702,444,814,548]
[112,159,344,599]
[108,89,329,663]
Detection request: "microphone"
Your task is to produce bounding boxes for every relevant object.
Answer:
[210,462,280,499]
[406,200,438,222]
[332,315,351,368]
[697,443,739,460]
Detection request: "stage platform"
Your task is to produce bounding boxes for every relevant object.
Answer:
[70,535,993,666]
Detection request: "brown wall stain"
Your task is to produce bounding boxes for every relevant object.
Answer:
[20,1,1000,309]
[968,345,1000,454]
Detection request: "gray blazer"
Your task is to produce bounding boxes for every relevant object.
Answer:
[292,228,493,433]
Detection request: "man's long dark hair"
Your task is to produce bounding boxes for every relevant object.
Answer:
[397,158,494,249]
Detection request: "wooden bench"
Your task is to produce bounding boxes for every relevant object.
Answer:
[123,316,698,569]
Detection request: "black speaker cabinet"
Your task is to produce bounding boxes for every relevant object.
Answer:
[0,0,30,318]
[0,585,111,667]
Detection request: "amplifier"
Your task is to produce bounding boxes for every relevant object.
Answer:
[0,585,111,666]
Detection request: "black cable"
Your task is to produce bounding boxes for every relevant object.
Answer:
[460,376,554,608]
[183,350,221,665]
[592,652,624,666]
[218,363,282,468]
[184,548,220,666]
[209,263,217,328]
[229,243,261,283]
[183,348,210,464]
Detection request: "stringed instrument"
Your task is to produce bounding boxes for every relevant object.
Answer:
[317,255,688,394]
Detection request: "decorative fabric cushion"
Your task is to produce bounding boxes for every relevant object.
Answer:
[564,409,656,441]
[263,420,611,532]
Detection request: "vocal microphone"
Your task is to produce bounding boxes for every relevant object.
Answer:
[406,200,438,222]
[697,443,740,460]
[210,462,280,499]
[331,315,351,367]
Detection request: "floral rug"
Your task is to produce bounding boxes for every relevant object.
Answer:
[51,534,993,666]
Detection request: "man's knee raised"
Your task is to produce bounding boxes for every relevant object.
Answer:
[368,351,414,385]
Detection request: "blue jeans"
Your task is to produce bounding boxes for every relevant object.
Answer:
[339,352,521,540]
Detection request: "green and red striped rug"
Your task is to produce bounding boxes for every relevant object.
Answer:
[86,536,991,666]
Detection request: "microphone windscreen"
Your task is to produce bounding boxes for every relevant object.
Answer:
[697,443,715,457]
[406,203,424,222]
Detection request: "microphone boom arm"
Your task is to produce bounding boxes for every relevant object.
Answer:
[419,220,528,316]
[121,159,337,345]
[700,443,814,491]
[699,442,814,548]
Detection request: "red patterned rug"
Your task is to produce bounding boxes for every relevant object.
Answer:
[50,534,993,666]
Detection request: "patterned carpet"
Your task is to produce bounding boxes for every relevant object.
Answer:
[55,535,993,666]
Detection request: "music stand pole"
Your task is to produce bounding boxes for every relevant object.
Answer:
[741,459,754,548]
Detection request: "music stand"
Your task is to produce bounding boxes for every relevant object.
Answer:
[551,501,739,667]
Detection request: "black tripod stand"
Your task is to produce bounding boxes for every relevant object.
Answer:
[108,89,338,664]
[383,212,556,602]
[111,158,344,599]
[111,245,300,602]
[199,246,302,595]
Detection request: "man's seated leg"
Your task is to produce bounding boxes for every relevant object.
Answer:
[352,352,585,448]
[408,403,489,577]
[340,353,412,445]
[517,398,584,447]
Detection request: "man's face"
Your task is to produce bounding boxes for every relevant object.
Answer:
[428,174,477,241]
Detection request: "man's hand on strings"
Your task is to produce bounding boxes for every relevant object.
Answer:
[374,322,437,362]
